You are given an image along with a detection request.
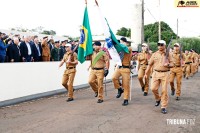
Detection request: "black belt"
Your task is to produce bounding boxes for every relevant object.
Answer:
[118,66,130,69]
[92,68,104,70]
[185,62,192,64]
[66,67,76,69]
[173,65,181,67]
[140,64,148,65]
[154,70,169,72]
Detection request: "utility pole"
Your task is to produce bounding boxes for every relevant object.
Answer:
[158,0,161,40]
[177,18,178,40]
[141,0,144,44]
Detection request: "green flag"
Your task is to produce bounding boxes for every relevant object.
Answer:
[78,7,93,63]
[110,28,129,54]
[105,19,129,54]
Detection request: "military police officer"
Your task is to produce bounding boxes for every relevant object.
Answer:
[88,41,110,103]
[145,40,173,114]
[169,43,183,100]
[112,37,132,106]
[183,50,192,79]
[59,43,78,102]
[137,43,151,96]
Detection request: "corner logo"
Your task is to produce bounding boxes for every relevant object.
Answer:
[175,0,200,7]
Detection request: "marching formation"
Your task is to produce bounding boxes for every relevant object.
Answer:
[57,0,200,114]
[58,37,199,114]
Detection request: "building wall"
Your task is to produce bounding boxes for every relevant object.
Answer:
[0,61,117,102]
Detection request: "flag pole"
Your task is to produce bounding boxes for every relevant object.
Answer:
[95,0,99,6]
[130,71,133,101]
[104,77,107,96]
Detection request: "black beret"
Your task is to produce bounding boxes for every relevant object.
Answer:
[120,37,127,42]
[61,40,65,43]
[93,41,101,46]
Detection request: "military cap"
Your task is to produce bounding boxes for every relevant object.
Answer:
[120,37,127,42]
[43,36,48,39]
[93,41,101,46]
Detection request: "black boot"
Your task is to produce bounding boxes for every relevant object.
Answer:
[94,92,98,97]
[122,99,128,106]
[155,100,161,106]
[66,98,74,102]
[176,97,180,101]
[97,99,103,103]
[141,86,145,92]
[143,92,148,96]
[161,108,167,114]
[116,88,124,98]
[171,89,175,96]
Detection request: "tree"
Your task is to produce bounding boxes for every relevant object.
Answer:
[116,21,177,44]
[41,30,56,35]
[10,27,28,32]
[9,26,57,35]
[174,37,200,53]
[116,27,131,37]
[144,21,177,44]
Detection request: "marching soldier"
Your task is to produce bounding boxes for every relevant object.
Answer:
[59,43,78,102]
[190,49,199,75]
[112,37,132,106]
[193,50,199,73]
[169,43,183,100]
[88,41,110,103]
[144,40,173,114]
[137,43,151,96]
[183,50,192,79]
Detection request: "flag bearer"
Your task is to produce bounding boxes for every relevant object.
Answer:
[112,37,132,106]
[88,41,110,103]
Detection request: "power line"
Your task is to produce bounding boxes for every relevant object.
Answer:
[145,6,158,22]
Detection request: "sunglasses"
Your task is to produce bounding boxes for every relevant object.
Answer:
[157,43,164,46]
[141,45,146,47]
[174,45,179,47]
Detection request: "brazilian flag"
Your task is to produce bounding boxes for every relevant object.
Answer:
[78,7,93,63]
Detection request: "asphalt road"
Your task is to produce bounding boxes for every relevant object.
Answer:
[0,71,200,133]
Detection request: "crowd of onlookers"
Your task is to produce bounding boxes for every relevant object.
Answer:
[0,32,79,63]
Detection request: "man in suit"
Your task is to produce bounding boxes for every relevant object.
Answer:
[32,35,42,62]
[8,37,21,62]
[0,32,10,63]
[59,40,66,61]
[20,35,33,62]
[48,39,54,52]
